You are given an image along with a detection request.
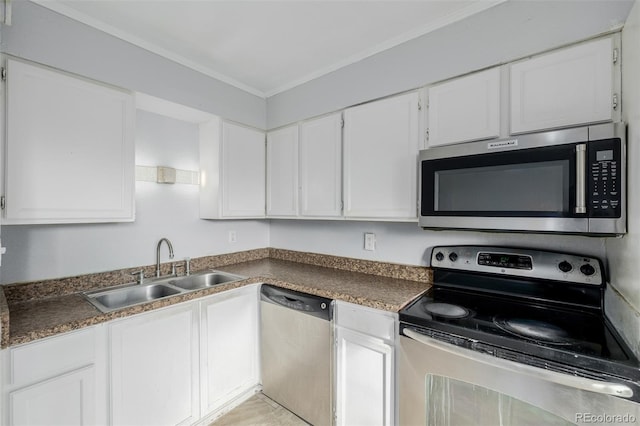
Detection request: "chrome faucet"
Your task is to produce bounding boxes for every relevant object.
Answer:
[156,238,175,278]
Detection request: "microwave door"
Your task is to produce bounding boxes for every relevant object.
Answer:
[420,143,590,233]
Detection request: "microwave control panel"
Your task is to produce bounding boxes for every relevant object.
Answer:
[588,138,621,218]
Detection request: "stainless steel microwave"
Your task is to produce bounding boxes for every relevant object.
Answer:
[419,123,626,235]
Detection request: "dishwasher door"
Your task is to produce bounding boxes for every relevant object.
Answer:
[260,284,333,426]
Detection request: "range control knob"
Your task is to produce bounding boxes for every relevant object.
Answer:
[435,252,444,262]
[580,264,596,276]
[558,261,573,273]
[449,252,458,262]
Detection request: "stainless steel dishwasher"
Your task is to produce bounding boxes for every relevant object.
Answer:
[260,284,333,426]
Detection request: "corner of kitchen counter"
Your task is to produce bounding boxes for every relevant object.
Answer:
[0,286,10,348]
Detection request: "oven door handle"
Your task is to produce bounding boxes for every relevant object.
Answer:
[403,328,634,399]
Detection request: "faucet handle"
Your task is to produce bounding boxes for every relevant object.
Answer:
[130,270,145,285]
[184,257,191,276]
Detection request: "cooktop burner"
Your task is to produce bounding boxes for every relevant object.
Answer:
[399,245,640,382]
[493,317,573,344]
[423,302,470,319]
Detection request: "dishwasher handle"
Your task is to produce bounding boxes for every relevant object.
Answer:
[261,284,332,321]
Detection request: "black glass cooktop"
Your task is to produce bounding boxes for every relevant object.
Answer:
[400,279,640,381]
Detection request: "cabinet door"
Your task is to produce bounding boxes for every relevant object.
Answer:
[344,91,420,220]
[335,327,394,426]
[5,59,135,224]
[221,121,266,218]
[110,304,199,426]
[299,113,343,217]
[200,285,259,416]
[9,367,95,426]
[510,37,614,134]
[428,67,500,146]
[267,125,299,217]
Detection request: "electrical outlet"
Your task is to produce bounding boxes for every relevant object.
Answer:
[228,230,237,243]
[364,232,376,251]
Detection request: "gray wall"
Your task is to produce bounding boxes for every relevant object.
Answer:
[267,0,634,129]
[1,0,266,129]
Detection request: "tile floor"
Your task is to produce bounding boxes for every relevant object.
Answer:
[211,393,309,426]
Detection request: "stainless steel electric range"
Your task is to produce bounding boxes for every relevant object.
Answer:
[398,246,640,426]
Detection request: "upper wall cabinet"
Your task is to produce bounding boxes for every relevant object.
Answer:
[510,36,618,134]
[427,67,501,147]
[299,113,343,218]
[267,125,299,217]
[5,59,135,224]
[200,118,266,219]
[344,91,420,221]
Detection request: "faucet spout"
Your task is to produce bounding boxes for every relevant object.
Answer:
[156,238,175,277]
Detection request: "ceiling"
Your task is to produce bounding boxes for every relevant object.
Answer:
[33,0,506,98]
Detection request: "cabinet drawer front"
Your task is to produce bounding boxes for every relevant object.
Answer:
[334,301,396,341]
[10,328,95,386]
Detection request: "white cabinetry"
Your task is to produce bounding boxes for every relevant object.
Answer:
[200,118,266,219]
[200,285,260,419]
[299,113,343,217]
[110,303,199,426]
[2,326,107,426]
[343,91,420,220]
[427,67,501,146]
[5,58,135,224]
[267,125,299,217]
[510,36,617,134]
[334,301,396,426]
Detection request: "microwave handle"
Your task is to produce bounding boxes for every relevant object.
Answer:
[575,144,587,214]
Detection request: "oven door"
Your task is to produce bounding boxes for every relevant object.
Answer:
[419,140,589,233]
[399,331,640,426]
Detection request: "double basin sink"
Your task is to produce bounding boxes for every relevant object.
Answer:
[83,270,246,313]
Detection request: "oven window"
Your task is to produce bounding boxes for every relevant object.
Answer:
[434,160,570,213]
[425,375,574,426]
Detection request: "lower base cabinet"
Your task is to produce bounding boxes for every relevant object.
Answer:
[110,303,200,426]
[2,326,108,426]
[200,285,260,418]
[334,301,396,426]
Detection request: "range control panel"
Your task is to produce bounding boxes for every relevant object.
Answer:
[431,246,603,286]
[588,138,622,218]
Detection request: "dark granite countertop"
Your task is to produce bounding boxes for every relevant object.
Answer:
[1,249,432,348]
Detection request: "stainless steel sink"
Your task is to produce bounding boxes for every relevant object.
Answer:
[168,271,245,291]
[84,270,246,313]
[85,283,183,313]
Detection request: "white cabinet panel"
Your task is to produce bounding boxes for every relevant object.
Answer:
[3,326,107,426]
[510,37,615,134]
[9,327,95,386]
[10,367,95,426]
[428,67,501,146]
[267,125,299,217]
[200,118,266,218]
[344,91,420,220]
[200,285,259,416]
[5,59,135,224]
[110,304,199,426]
[335,327,394,426]
[334,301,396,426]
[299,113,343,217]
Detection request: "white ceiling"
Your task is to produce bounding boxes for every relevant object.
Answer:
[34,0,506,98]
